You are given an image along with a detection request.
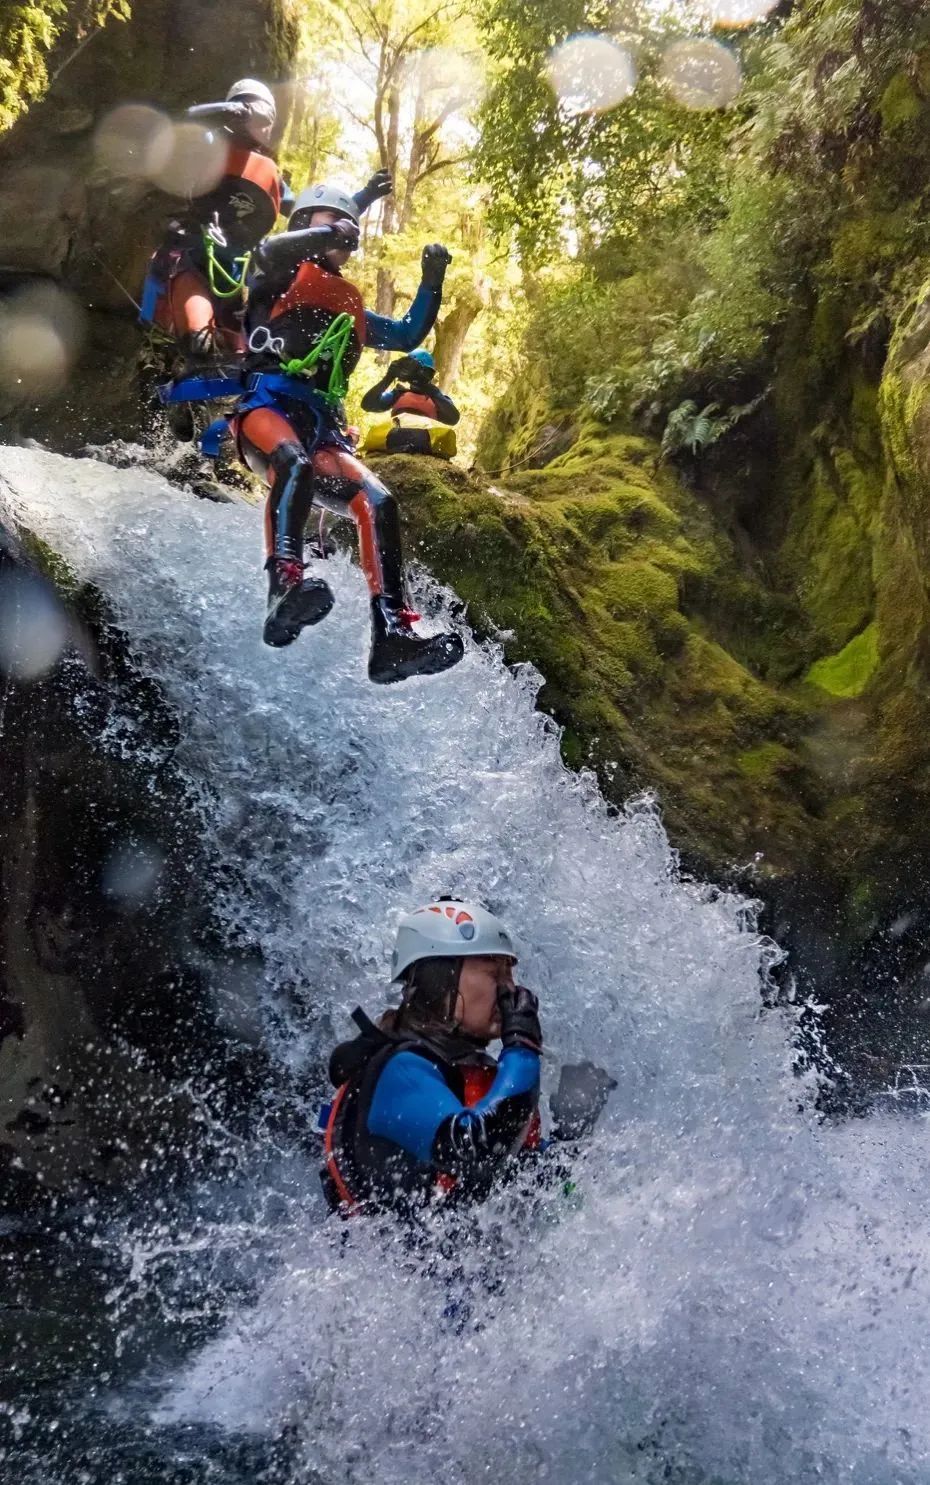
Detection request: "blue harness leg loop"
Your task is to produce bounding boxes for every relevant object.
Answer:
[200,418,230,457]
[195,371,357,461]
[139,270,162,327]
[157,374,244,406]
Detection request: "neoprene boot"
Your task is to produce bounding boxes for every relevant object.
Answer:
[367,596,464,684]
[263,558,334,649]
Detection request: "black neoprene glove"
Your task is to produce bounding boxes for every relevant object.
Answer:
[498,985,543,1053]
[354,169,393,212]
[330,217,360,251]
[550,1061,617,1140]
[421,243,452,288]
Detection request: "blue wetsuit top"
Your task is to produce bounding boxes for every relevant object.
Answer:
[367,1045,540,1174]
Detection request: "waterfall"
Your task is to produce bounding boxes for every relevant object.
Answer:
[2,443,928,1485]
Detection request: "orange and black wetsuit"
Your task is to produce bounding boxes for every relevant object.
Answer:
[141,99,288,358]
[233,224,445,610]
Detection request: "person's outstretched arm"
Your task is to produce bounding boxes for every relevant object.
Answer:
[365,245,451,352]
[353,169,393,215]
[248,220,358,290]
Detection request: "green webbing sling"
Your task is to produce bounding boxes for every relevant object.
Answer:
[279,311,355,406]
[203,235,251,301]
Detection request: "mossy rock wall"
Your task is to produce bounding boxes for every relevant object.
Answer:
[376,265,930,1011]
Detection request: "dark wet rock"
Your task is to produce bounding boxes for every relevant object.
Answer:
[0,499,269,1205]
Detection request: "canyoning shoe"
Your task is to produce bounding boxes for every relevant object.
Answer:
[263,559,335,648]
[367,596,464,684]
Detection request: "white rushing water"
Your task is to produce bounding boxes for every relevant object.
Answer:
[2,444,929,1485]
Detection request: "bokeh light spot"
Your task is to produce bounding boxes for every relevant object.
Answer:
[412,47,486,111]
[660,38,743,110]
[0,568,68,681]
[102,841,165,907]
[148,121,228,198]
[0,283,85,402]
[704,0,780,26]
[94,104,174,180]
[547,34,636,116]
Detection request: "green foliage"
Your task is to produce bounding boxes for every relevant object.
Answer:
[660,391,767,458]
[0,0,129,132]
[476,0,736,262]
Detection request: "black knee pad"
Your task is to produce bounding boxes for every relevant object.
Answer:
[270,441,309,483]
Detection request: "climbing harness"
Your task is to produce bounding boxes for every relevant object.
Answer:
[279,311,354,405]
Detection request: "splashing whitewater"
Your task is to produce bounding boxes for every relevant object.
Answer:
[1,444,928,1485]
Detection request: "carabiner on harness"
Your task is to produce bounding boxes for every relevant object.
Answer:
[248,324,286,357]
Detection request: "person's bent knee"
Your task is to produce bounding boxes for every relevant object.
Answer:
[270,440,311,483]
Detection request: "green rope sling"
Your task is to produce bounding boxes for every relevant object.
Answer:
[203,235,251,301]
[279,311,355,406]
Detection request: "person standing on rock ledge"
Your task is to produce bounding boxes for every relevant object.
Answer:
[228,180,464,683]
[361,348,461,459]
[319,898,617,1216]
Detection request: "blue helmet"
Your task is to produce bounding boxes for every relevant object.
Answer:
[407,348,435,372]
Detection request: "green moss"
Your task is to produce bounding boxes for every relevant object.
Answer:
[737,741,798,783]
[18,530,80,598]
[880,72,924,132]
[805,622,879,698]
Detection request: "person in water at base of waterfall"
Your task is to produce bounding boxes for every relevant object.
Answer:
[231,180,463,684]
[139,81,392,426]
[321,898,617,1217]
[361,348,460,458]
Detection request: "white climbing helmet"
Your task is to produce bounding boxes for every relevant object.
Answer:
[391,899,518,980]
[226,79,277,119]
[291,182,361,227]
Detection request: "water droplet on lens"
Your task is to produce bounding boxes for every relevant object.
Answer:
[0,569,68,680]
[102,841,165,905]
[547,34,636,115]
[660,38,742,110]
[93,104,174,179]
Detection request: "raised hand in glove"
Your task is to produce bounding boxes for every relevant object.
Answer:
[498,985,543,1054]
[550,1061,617,1140]
[421,243,452,288]
[366,168,393,201]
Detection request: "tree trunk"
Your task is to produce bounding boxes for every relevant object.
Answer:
[433,281,488,390]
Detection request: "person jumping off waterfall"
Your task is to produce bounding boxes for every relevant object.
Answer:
[227,180,463,684]
[320,898,617,1216]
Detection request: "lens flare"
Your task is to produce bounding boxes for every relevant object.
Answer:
[94,104,174,179]
[413,47,486,111]
[704,0,780,26]
[547,34,636,116]
[149,121,228,198]
[660,38,742,110]
[0,569,68,682]
[0,283,84,401]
